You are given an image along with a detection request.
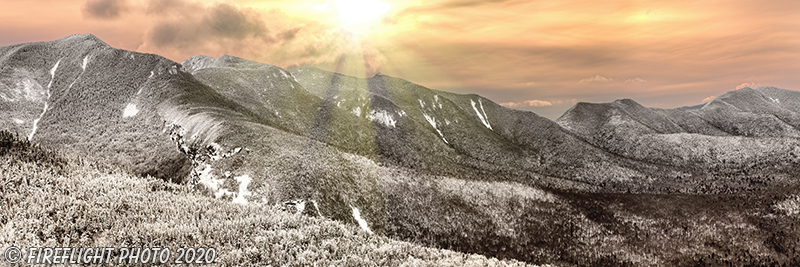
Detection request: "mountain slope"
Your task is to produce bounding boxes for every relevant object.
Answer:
[5,35,800,265]
[557,87,800,193]
[0,131,532,266]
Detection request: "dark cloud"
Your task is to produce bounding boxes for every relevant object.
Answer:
[146,2,271,50]
[136,0,346,69]
[203,3,266,40]
[83,0,128,19]
[149,23,181,47]
[279,28,301,41]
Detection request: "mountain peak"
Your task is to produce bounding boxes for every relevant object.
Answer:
[58,33,109,47]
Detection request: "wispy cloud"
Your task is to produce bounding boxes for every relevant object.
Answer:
[702,95,715,103]
[500,99,553,108]
[736,82,759,90]
[578,75,614,84]
[624,78,647,84]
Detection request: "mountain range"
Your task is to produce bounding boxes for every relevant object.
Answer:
[2,34,799,265]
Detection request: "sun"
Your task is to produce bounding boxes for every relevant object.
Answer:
[333,0,391,25]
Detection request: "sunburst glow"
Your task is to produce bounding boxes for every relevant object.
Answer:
[334,0,391,25]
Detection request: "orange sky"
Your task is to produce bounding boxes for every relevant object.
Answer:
[2,0,799,119]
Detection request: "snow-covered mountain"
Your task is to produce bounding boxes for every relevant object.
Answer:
[3,34,800,264]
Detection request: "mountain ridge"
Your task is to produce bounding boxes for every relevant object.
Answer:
[4,34,800,264]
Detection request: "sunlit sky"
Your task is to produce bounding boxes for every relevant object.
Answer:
[2,0,799,119]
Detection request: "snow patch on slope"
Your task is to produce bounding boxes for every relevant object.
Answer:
[424,113,449,144]
[197,164,226,198]
[46,59,60,89]
[471,99,493,130]
[352,106,362,117]
[352,207,373,234]
[81,56,89,70]
[13,118,24,124]
[122,103,139,118]
[368,109,396,128]
[29,59,60,140]
[232,175,252,204]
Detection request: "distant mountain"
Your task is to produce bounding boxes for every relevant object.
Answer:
[4,34,800,265]
[557,87,800,193]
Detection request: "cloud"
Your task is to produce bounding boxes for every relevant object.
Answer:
[203,4,267,40]
[500,99,553,108]
[133,0,378,74]
[83,0,128,19]
[736,82,759,90]
[578,75,614,84]
[624,78,647,84]
[146,2,268,48]
[702,95,716,103]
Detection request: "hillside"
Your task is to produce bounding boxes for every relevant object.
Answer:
[0,131,532,266]
[4,130,800,266]
[557,89,800,193]
[4,34,800,265]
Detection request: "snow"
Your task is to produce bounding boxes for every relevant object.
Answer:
[352,106,362,117]
[398,110,406,117]
[149,71,154,79]
[29,59,60,140]
[232,175,252,204]
[418,99,425,108]
[68,78,78,89]
[81,56,89,70]
[122,103,139,118]
[197,164,225,196]
[471,99,493,130]
[280,69,289,79]
[424,113,449,144]
[368,109,396,128]
[197,164,251,205]
[424,113,437,128]
[434,95,442,109]
[13,118,24,124]
[312,200,321,216]
[351,207,373,234]
[47,59,60,89]
[770,97,780,104]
